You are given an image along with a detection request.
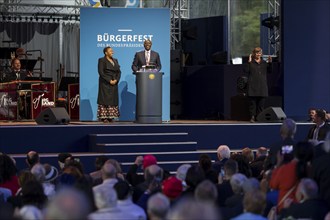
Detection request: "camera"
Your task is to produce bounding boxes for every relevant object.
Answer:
[281,145,293,154]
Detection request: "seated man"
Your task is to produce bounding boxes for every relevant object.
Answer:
[3,58,31,82]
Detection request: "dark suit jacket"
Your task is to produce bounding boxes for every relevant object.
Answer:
[306,122,330,141]
[131,50,161,72]
[279,198,329,220]
[3,69,29,82]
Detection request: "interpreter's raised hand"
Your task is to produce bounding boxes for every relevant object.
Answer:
[248,54,252,62]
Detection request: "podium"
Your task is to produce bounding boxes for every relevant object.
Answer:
[135,71,163,123]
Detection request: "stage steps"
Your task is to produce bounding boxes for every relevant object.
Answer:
[86,131,200,172]
[88,132,197,153]
[10,150,217,174]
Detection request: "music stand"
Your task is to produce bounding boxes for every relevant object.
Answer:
[20,59,38,72]
[58,76,79,91]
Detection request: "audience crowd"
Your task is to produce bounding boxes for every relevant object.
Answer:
[1,116,330,220]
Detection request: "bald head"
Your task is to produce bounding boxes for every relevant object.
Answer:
[26,151,40,168]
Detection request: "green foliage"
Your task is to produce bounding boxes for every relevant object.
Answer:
[231,2,267,57]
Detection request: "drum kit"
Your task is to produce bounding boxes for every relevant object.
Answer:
[0,40,47,121]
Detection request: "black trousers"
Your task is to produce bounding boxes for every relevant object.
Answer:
[249,96,266,118]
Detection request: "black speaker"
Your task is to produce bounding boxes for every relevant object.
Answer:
[257,107,286,122]
[35,107,70,125]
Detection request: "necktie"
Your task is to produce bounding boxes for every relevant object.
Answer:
[313,126,319,140]
[146,51,150,63]
[16,71,20,80]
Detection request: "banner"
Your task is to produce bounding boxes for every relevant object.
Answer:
[80,8,170,121]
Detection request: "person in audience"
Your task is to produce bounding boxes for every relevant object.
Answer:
[217,159,237,207]
[31,163,56,198]
[89,155,108,185]
[279,178,329,219]
[15,180,47,220]
[225,173,247,208]
[7,170,36,208]
[265,118,297,169]
[232,190,267,220]
[0,187,12,203]
[231,153,252,178]
[166,196,220,220]
[181,165,205,197]
[175,164,191,191]
[133,164,163,203]
[43,163,59,184]
[162,176,183,203]
[269,141,314,212]
[90,186,135,219]
[126,154,158,187]
[147,192,170,220]
[198,154,218,184]
[212,145,231,174]
[194,179,218,204]
[308,108,317,122]
[242,147,254,164]
[114,180,147,220]
[93,162,118,200]
[107,158,125,180]
[250,147,268,180]
[57,152,72,171]
[45,187,92,220]
[312,131,330,208]
[306,109,330,141]
[25,151,40,170]
[0,154,19,195]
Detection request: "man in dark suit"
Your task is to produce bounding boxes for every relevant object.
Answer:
[279,178,329,220]
[306,109,330,141]
[131,39,161,72]
[3,58,30,82]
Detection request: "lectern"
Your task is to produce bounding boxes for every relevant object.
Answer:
[134,71,163,123]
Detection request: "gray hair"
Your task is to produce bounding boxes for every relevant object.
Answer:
[30,163,45,182]
[176,164,191,181]
[217,145,231,159]
[45,187,91,220]
[280,118,297,138]
[230,173,248,194]
[194,180,218,203]
[242,177,260,194]
[94,186,117,209]
[167,196,220,220]
[299,178,319,200]
[147,192,170,220]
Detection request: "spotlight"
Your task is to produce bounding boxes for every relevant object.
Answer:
[261,16,279,29]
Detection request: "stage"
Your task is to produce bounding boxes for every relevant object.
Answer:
[0,120,312,173]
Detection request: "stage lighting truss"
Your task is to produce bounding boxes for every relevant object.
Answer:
[263,0,281,57]
[0,0,187,49]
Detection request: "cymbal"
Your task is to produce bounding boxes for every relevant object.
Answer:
[2,40,15,43]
